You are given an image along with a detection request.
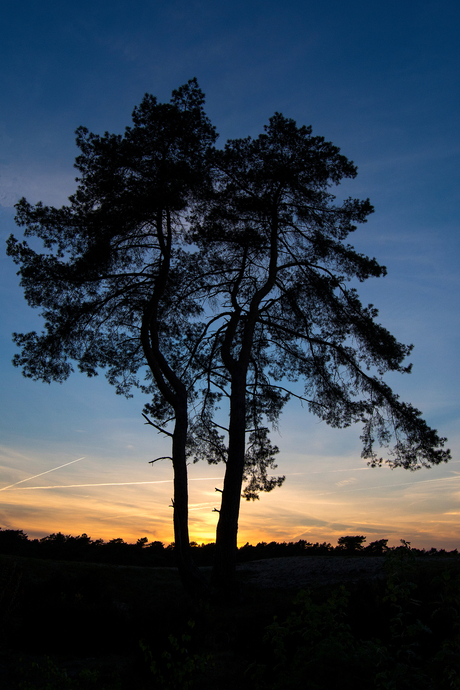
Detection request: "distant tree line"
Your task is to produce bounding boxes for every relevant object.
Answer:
[0,528,457,567]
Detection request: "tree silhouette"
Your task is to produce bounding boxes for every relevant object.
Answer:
[7,79,216,595]
[191,113,450,588]
[7,83,450,595]
[337,535,367,552]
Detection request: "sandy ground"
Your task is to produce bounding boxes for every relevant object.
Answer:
[236,555,387,589]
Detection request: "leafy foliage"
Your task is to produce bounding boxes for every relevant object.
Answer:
[247,548,460,690]
[140,620,212,690]
[6,80,451,590]
[7,79,215,410]
[193,112,449,472]
[17,656,120,690]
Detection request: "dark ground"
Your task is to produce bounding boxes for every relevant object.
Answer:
[1,552,460,689]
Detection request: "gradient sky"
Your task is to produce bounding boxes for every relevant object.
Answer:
[1,0,459,549]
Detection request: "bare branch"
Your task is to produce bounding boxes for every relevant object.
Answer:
[142,413,174,437]
[149,456,173,464]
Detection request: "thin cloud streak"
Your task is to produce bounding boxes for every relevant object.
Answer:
[3,477,223,491]
[287,467,371,475]
[317,474,460,496]
[0,457,86,491]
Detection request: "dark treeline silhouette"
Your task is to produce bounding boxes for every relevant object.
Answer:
[0,528,457,567]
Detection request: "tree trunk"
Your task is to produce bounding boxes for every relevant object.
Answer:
[212,370,247,591]
[172,399,209,597]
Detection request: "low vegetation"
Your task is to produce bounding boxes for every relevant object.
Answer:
[1,529,459,688]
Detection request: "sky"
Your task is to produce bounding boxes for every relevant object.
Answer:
[1,0,459,550]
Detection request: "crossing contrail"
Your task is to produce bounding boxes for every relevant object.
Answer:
[5,480,171,490]
[0,457,86,491]
[2,476,222,491]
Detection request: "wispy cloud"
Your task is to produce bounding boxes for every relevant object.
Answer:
[335,477,358,488]
[318,474,460,496]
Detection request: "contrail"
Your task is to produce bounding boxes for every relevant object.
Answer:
[6,480,171,491]
[3,476,222,491]
[0,457,86,491]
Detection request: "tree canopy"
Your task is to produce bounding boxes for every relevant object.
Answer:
[7,78,217,594]
[7,80,450,593]
[188,112,450,583]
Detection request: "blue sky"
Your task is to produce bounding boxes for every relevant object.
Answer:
[1,0,459,548]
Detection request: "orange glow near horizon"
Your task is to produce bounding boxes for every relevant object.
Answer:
[3,478,460,552]
[1,447,459,552]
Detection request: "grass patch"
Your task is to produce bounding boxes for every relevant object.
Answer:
[1,552,460,688]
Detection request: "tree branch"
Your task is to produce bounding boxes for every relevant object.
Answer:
[142,413,174,437]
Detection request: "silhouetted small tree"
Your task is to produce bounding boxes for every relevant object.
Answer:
[337,535,367,552]
[0,528,28,554]
[365,538,389,555]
